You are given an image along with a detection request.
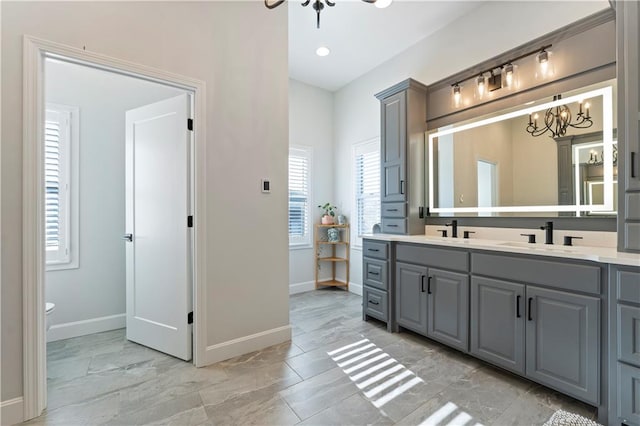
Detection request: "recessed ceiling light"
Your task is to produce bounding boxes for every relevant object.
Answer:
[375,0,392,9]
[524,101,535,105]
[316,46,330,57]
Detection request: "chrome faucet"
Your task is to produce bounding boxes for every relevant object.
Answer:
[446,220,458,238]
[540,221,554,245]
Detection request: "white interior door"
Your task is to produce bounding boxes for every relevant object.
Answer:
[125,94,192,361]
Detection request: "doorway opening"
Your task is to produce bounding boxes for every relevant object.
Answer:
[477,159,497,217]
[23,36,207,421]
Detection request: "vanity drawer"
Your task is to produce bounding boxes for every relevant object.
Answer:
[382,218,406,234]
[618,362,640,425]
[396,243,468,272]
[471,253,600,295]
[363,286,388,322]
[382,202,406,218]
[364,258,388,291]
[616,268,640,304]
[619,304,640,367]
[363,240,388,260]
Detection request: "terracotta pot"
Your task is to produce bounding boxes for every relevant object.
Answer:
[321,215,334,225]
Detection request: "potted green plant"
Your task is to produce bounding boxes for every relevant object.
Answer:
[318,203,337,224]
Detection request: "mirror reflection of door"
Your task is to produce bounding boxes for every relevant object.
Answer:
[477,160,497,217]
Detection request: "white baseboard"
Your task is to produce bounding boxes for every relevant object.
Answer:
[348,282,363,296]
[47,313,125,342]
[289,280,316,295]
[203,325,292,365]
[1,397,24,426]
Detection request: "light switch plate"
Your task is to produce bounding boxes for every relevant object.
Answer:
[261,179,271,193]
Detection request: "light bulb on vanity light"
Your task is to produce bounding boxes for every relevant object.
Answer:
[502,64,515,89]
[536,49,553,80]
[476,75,486,99]
[452,84,462,108]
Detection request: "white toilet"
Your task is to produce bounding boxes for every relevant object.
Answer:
[46,302,56,331]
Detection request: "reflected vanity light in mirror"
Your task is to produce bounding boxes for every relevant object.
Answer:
[428,85,614,215]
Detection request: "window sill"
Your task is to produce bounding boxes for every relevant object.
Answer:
[46,260,79,272]
[289,243,313,251]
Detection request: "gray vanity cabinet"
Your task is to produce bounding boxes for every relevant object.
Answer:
[470,277,525,375]
[381,91,406,203]
[617,0,640,251]
[525,286,600,405]
[375,79,427,235]
[471,252,601,406]
[396,261,428,334]
[362,239,394,331]
[427,269,469,351]
[609,265,640,426]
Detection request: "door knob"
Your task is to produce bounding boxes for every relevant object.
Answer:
[123,234,133,242]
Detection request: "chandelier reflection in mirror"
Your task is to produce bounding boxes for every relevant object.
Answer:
[265,0,380,29]
[525,94,593,138]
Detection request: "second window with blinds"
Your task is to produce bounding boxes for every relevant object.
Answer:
[353,138,381,247]
[289,146,312,248]
[45,104,80,270]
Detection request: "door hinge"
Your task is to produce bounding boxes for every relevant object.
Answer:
[187,215,194,228]
[187,118,193,131]
[187,311,193,324]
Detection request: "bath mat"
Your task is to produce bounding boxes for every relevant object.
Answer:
[543,409,601,426]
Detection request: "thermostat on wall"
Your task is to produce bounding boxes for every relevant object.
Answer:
[261,179,271,193]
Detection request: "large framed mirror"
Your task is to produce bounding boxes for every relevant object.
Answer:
[427,81,616,217]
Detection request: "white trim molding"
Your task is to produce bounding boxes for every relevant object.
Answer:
[289,280,316,295]
[1,397,25,426]
[348,282,363,296]
[22,35,208,421]
[47,314,126,342]
[204,325,292,365]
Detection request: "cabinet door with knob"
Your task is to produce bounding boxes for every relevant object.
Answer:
[470,277,525,375]
[427,269,469,351]
[381,91,406,203]
[396,261,428,335]
[525,286,600,404]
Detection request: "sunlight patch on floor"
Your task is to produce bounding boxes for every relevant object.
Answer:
[328,338,423,409]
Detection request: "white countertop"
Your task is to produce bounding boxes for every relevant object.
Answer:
[363,233,640,267]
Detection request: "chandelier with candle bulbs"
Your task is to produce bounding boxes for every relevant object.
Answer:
[525,94,593,138]
[264,0,382,29]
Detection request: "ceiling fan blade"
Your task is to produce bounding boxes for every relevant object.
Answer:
[326,0,336,6]
[301,0,310,6]
[264,0,286,9]
[361,0,377,3]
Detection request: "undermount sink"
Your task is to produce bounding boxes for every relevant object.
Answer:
[497,241,578,253]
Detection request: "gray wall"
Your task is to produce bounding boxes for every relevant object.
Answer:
[44,60,184,336]
[1,1,289,401]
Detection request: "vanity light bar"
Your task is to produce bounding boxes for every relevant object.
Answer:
[429,86,614,215]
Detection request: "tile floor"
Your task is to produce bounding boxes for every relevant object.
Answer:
[24,288,596,425]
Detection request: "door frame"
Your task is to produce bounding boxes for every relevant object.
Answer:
[22,35,208,421]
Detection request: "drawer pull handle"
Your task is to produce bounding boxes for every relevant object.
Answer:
[632,151,637,178]
[369,300,379,305]
[400,180,405,194]
[528,297,534,321]
[387,224,399,228]
[367,248,379,252]
[516,295,521,318]
[387,208,398,212]
[369,271,379,276]
[421,275,426,293]
[427,276,432,294]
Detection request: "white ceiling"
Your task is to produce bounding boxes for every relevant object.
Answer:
[288,0,483,91]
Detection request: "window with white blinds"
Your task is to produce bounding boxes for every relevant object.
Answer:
[289,146,312,247]
[45,105,78,267]
[353,139,380,245]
